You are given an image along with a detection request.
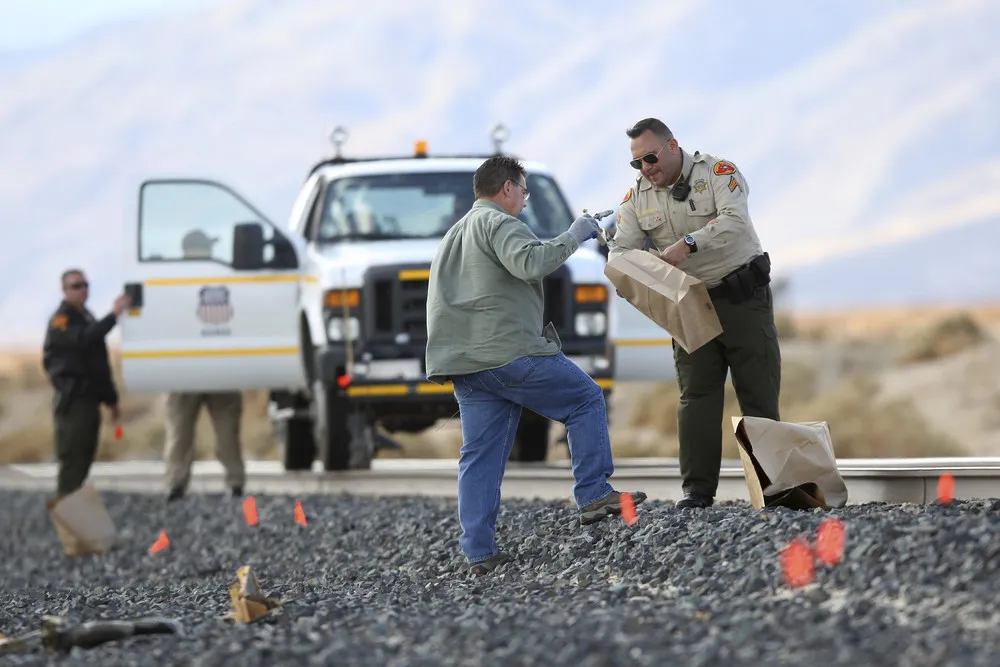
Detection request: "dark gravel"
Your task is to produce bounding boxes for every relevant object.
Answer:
[2,489,1000,666]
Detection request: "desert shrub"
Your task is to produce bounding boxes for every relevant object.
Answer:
[895,312,989,365]
[783,374,964,457]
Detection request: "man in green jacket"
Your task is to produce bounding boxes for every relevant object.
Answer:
[426,155,647,575]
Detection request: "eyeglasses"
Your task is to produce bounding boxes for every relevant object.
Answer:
[67,281,89,289]
[510,180,530,201]
[630,145,666,170]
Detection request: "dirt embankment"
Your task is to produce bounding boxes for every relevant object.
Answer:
[2,306,998,464]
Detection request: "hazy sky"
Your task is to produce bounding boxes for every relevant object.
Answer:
[0,0,228,51]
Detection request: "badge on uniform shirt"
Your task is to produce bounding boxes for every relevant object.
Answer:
[621,189,632,204]
[693,179,708,193]
[728,175,743,193]
[50,314,68,331]
[713,160,736,176]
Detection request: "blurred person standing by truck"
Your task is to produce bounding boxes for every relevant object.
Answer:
[43,269,131,496]
[163,229,246,502]
[610,117,781,509]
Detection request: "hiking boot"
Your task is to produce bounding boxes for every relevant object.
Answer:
[676,493,714,509]
[466,552,512,575]
[579,490,648,525]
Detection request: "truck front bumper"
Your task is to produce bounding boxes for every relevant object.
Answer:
[316,346,613,403]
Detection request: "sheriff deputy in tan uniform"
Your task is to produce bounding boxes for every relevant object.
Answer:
[610,117,782,509]
[163,229,246,502]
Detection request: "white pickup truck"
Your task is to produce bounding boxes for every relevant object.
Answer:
[117,125,674,472]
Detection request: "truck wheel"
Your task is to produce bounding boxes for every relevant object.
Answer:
[510,410,550,462]
[312,380,374,471]
[280,417,315,471]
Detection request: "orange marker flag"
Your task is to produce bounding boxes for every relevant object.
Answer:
[148,530,170,555]
[937,472,955,504]
[816,518,846,566]
[620,492,637,526]
[780,537,814,588]
[243,496,259,527]
[294,500,307,526]
[114,424,123,440]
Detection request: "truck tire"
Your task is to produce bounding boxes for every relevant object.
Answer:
[510,410,550,462]
[280,417,315,471]
[311,380,374,471]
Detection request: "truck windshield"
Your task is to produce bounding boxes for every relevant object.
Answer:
[316,171,575,242]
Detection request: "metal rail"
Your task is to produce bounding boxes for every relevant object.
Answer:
[3,457,1000,505]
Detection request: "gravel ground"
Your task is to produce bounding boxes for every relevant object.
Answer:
[2,489,1000,666]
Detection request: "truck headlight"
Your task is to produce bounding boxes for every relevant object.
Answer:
[327,317,360,341]
[574,312,606,337]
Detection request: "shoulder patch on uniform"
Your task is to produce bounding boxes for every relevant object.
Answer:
[713,160,736,176]
[621,189,632,204]
[728,175,742,192]
[50,314,68,330]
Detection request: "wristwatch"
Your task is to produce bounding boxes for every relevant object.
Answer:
[684,235,698,253]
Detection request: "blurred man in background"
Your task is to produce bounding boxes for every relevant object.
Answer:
[611,117,781,509]
[163,229,246,502]
[43,269,130,496]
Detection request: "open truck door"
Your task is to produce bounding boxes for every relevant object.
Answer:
[120,179,307,393]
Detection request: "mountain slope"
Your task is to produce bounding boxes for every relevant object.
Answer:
[1,0,998,344]
[785,215,1000,309]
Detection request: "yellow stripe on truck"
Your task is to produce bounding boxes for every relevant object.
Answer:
[398,269,430,281]
[121,347,299,359]
[613,338,672,347]
[143,275,300,286]
[346,384,410,397]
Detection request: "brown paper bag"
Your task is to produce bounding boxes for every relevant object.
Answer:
[604,249,723,353]
[731,416,848,510]
[46,482,117,557]
[228,565,281,623]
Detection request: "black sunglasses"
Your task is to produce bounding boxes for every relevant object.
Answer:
[68,281,89,289]
[630,145,666,170]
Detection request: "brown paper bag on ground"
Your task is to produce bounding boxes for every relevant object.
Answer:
[731,416,849,510]
[604,249,723,353]
[229,565,281,623]
[46,482,117,557]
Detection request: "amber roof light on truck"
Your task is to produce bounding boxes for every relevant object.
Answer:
[305,122,517,178]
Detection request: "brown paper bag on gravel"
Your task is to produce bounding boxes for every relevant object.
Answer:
[604,249,723,353]
[732,416,849,510]
[46,482,117,557]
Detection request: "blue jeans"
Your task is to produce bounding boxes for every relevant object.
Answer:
[450,352,616,563]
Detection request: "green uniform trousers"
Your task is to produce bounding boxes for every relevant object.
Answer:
[674,284,781,497]
[53,397,102,496]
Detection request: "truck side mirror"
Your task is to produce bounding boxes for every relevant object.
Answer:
[233,222,265,270]
[270,233,299,269]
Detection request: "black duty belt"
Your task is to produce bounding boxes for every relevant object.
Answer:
[705,253,771,305]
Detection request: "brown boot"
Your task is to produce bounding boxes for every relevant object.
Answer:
[579,490,648,525]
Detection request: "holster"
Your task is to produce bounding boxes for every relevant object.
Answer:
[719,252,771,305]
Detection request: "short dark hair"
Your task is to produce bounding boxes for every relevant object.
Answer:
[626,118,674,141]
[61,268,84,285]
[473,154,526,198]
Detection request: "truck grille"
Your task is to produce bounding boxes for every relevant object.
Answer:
[362,264,571,348]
